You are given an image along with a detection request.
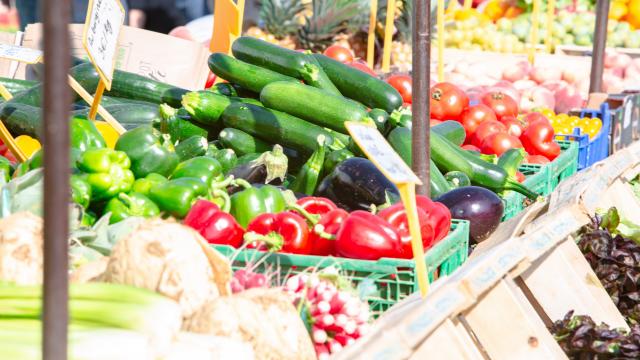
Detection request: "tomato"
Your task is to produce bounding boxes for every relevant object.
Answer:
[430,82,469,121]
[499,115,526,138]
[525,154,551,164]
[460,104,497,140]
[471,120,507,148]
[386,75,412,103]
[481,92,518,120]
[480,132,523,156]
[324,45,354,63]
[462,144,481,152]
[522,112,549,126]
[347,60,376,76]
[205,71,216,89]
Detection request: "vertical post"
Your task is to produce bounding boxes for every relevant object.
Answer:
[412,0,430,196]
[42,0,71,359]
[589,0,610,93]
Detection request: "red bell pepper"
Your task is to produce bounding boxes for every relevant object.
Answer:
[245,211,311,254]
[416,196,452,243]
[309,209,349,256]
[378,204,434,259]
[335,211,402,260]
[183,199,245,247]
[296,197,338,215]
[520,119,560,161]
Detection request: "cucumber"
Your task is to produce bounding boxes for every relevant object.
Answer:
[221,102,343,154]
[208,53,297,93]
[312,54,403,113]
[386,127,451,198]
[175,136,208,161]
[231,36,340,95]
[218,127,305,170]
[260,81,369,133]
[432,120,466,146]
[0,78,37,95]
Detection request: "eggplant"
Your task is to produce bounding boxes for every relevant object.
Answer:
[227,145,288,194]
[315,157,399,211]
[435,186,504,243]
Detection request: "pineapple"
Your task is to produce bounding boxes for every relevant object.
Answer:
[244,0,306,49]
[297,0,369,52]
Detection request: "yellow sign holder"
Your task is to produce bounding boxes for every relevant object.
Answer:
[437,0,445,82]
[381,0,397,72]
[367,0,378,69]
[210,0,245,54]
[545,0,555,53]
[528,0,540,64]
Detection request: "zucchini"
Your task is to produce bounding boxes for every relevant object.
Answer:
[181,90,237,128]
[218,127,305,170]
[0,78,37,95]
[387,127,452,198]
[208,53,297,93]
[431,121,466,146]
[0,102,41,138]
[209,82,237,97]
[260,81,369,133]
[159,104,209,142]
[312,54,402,113]
[175,136,208,161]
[369,108,389,133]
[221,102,344,154]
[231,36,340,95]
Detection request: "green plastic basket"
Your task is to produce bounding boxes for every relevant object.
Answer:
[547,140,579,191]
[502,164,549,221]
[214,219,469,315]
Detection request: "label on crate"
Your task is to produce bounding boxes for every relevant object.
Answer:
[82,0,125,89]
[345,122,421,185]
[0,44,42,64]
[404,288,466,337]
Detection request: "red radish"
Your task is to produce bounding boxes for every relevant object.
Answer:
[315,344,330,359]
[328,339,343,353]
[330,292,349,312]
[314,301,331,315]
[313,328,328,343]
[316,314,335,329]
[344,320,357,335]
[334,334,355,347]
[231,267,270,293]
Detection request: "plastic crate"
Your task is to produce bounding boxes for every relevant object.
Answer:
[214,219,469,315]
[554,103,611,171]
[547,140,579,190]
[502,164,549,221]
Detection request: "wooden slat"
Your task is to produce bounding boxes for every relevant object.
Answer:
[409,318,484,360]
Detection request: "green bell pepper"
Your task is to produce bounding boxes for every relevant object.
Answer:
[71,115,107,151]
[104,192,160,224]
[230,184,286,228]
[71,175,92,209]
[207,147,237,174]
[77,148,135,202]
[0,156,11,183]
[81,211,97,227]
[115,125,180,178]
[148,177,208,218]
[171,156,223,186]
[131,173,168,197]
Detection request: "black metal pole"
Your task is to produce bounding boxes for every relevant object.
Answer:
[589,0,610,93]
[42,0,71,359]
[412,0,431,195]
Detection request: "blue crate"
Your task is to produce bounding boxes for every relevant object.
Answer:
[554,103,611,171]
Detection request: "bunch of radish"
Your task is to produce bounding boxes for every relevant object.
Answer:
[284,273,371,359]
[230,267,270,293]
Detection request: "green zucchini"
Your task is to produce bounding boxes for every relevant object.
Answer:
[387,127,452,198]
[208,53,298,93]
[0,102,41,138]
[221,102,344,154]
[175,136,209,161]
[159,104,209,142]
[231,36,340,95]
[312,54,403,113]
[445,171,471,188]
[369,108,389,133]
[218,127,304,170]
[209,82,237,97]
[260,81,369,133]
[0,78,37,95]
[432,121,466,146]
[181,90,237,128]
[70,103,160,130]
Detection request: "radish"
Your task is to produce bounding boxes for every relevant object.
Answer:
[328,339,344,353]
[315,314,335,329]
[334,333,355,347]
[313,300,331,315]
[313,327,329,344]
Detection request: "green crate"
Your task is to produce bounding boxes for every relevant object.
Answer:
[548,140,579,190]
[502,164,549,221]
[214,219,469,315]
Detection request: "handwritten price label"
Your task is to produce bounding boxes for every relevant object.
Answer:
[82,0,125,89]
[346,122,422,184]
[0,44,42,64]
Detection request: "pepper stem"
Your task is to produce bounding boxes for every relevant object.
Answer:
[231,177,252,189]
[211,189,231,213]
[313,224,336,241]
[286,203,321,225]
[243,231,284,252]
[211,175,234,189]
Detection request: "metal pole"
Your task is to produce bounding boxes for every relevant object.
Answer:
[412,0,431,196]
[42,0,72,359]
[589,0,610,93]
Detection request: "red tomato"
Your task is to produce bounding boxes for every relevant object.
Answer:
[323,45,354,63]
[525,154,551,164]
[205,71,216,89]
[522,112,549,126]
[499,116,526,137]
[386,75,412,103]
[481,92,518,120]
[462,144,481,152]
[472,120,507,148]
[460,104,498,140]
[430,82,469,121]
[347,60,376,76]
[480,132,523,156]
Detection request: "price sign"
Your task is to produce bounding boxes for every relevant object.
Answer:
[0,44,43,64]
[82,0,125,130]
[210,0,245,54]
[346,122,429,297]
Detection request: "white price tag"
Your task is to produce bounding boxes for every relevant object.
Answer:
[82,0,125,89]
[0,44,42,64]
[345,122,422,184]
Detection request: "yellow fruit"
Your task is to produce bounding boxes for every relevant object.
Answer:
[626,0,640,28]
[610,1,629,20]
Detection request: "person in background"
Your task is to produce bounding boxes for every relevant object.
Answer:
[15,0,129,31]
[128,0,185,34]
